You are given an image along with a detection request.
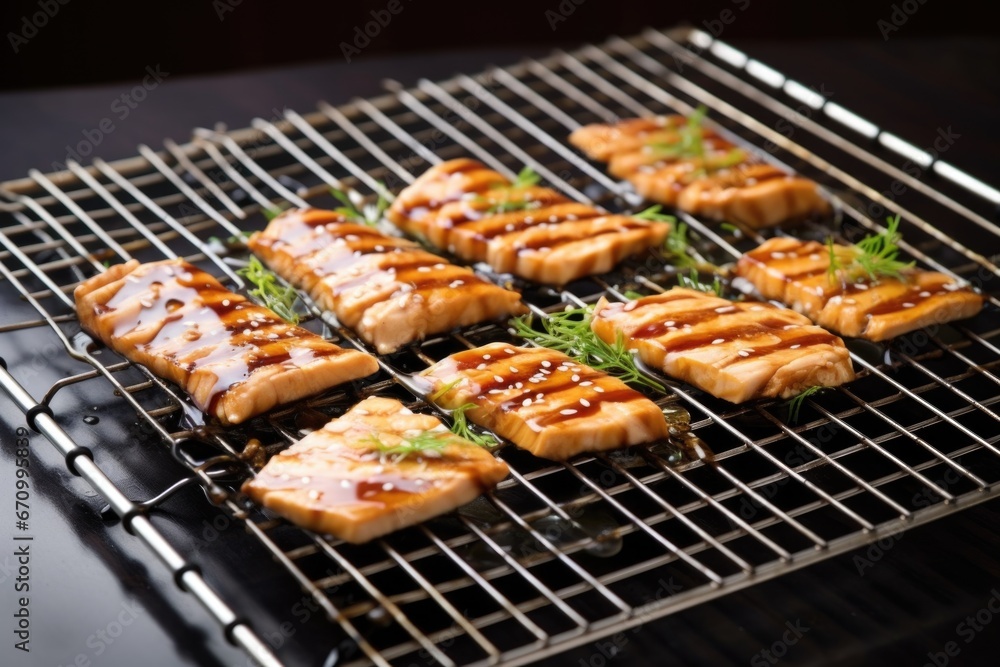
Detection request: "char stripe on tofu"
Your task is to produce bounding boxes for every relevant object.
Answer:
[569,115,830,229]
[735,237,984,341]
[241,396,509,544]
[248,208,525,354]
[419,342,669,460]
[386,158,669,284]
[590,289,855,403]
[73,259,379,425]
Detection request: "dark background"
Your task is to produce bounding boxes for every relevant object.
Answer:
[3,3,1000,667]
[0,0,995,90]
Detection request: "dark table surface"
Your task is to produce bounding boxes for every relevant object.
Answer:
[2,32,1000,667]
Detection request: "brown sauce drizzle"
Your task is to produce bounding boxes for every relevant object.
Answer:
[102,261,343,416]
[531,388,647,426]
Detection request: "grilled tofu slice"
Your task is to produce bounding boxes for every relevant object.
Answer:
[591,289,854,403]
[248,208,525,354]
[241,396,509,544]
[74,259,378,424]
[736,237,985,341]
[387,158,669,284]
[419,343,669,460]
[569,115,829,228]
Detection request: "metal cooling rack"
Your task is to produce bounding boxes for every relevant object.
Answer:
[2,26,1000,667]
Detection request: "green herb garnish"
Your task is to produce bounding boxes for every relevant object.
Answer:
[331,185,389,227]
[511,306,665,393]
[827,215,915,283]
[364,430,450,460]
[665,220,699,269]
[632,204,676,223]
[622,289,645,300]
[784,386,826,423]
[677,268,724,296]
[508,165,541,190]
[263,205,287,221]
[478,166,543,215]
[649,105,708,160]
[720,222,741,235]
[237,256,300,324]
[448,403,498,447]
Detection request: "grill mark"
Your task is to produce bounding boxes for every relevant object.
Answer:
[472,211,604,242]
[654,318,809,353]
[531,388,648,426]
[515,220,648,253]
[719,332,842,366]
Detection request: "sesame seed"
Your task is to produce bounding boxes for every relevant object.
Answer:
[340,479,351,488]
[623,301,638,311]
[493,375,504,383]
[523,398,532,407]
[541,360,551,368]
[382,483,394,492]
[308,490,320,500]
[771,251,786,259]
[580,380,593,387]
[790,344,801,349]
[489,389,502,394]
[509,366,518,373]
[504,348,515,354]
[715,306,736,314]
[514,382,523,389]
[560,409,578,416]
[418,266,431,272]
[483,354,491,360]
[139,298,153,308]
[243,328,252,335]
[919,291,931,297]
[222,299,231,307]
[594,386,605,393]
[712,338,725,345]
[477,363,488,370]
[449,280,465,289]
[783,324,799,330]
[571,374,580,382]
[580,398,591,407]
[737,350,750,357]
[903,302,915,308]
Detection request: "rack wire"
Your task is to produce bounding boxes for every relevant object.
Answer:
[1,26,999,667]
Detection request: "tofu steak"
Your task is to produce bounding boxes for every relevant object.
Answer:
[242,396,509,543]
[248,208,525,354]
[591,289,855,403]
[74,259,378,424]
[419,343,669,460]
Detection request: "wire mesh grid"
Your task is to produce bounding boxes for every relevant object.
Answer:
[1,26,1000,667]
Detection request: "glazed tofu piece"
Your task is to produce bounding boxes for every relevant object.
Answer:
[418,343,670,460]
[242,396,509,544]
[387,158,669,284]
[590,289,855,403]
[675,164,830,229]
[74,259,378,424]
[248,208,525,354]
[569,114,829,228]
[736,237,984,341]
